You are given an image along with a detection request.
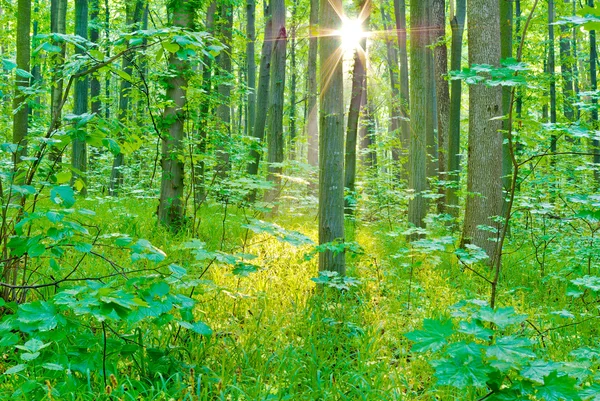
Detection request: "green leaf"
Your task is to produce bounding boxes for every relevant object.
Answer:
[3,364,26,375]
[41,363,64,371]
[581,383,600,400]
[50,185,76,208]
[2,59,17,70]
[432,353,494,388]
[178,320,212,336]
[40,42,62,53]
[485,336,536,365]
[536,371,581,401]
[16,301,64,332]
[404,319,454,352]
[232,263,259,277]
[476,306,528,329]
[521,360,562,384]
[20,352,40,362]
[458,320,493,340]
[571,276,600,292]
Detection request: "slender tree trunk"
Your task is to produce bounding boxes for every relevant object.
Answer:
[104,0,111,118]
[215,3,234,176]
[408,0,429,228]
[381,4,402,168]
[393,0,410,175]
[500,0,513,207]
[265,0,287,206]
[109,0,145,196]
[549,0,558,160]
[572,0,580,120]
[158,0,194,229]
[560,21,574,121]
[447,0,466,216]
[50,0,67,162]
[344,0,368,214]
[247,4,273,176]
[72,0,88,196]
[589,0,600,183]
[12,0,31,168]
[90,0,101,116]
[307,0,319,167]
[319,0,345,274]
[432,0,450,212]
[246,0,256,139]
[195,2,216,204]
[426,2,437,181]
[289,0,297,159]
[461,0,503,264]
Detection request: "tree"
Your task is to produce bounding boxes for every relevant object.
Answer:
[247,3,273,177]
[500,0,513,203]
[73,0,89,196]
[12,0,31,168]
[393,0,410,174]
[408,0,430,228]
[432,0,450,211]
[461,0,503,264]
[446,0,466,216]
[246,0,256,140]
[344,1,368,214]
[265,0,287,206]
[319,0,345,274]
[215,2,234,176]
[589,0,600,183]
[158,0,195,229]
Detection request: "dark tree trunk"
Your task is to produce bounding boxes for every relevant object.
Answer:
[215,3,234,177]
[12,0,31,167]
[393,0,410,175]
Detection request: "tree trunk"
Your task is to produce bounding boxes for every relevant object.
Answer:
[408,0,430,228]
[158,0,194,229]
[109,0,145,196]
[319,0,345,274]
[72,0,88,196]
[500,0,513,207]
[560,23,574,121]
[426,1,437,181]
[432,0,450,212]
[90,0,101,116]
[307,0,319,167]
[49,0,67,162]
[246,0,256,139]
[344,0,368,214]
[289,0,297,159]
[265,0,287,206]
[195,2,216,205]
[393,0,410,175]
[104,0,111,118]
[247,4,273,176]
[589,0,600,183]
[12,0,31,168]
[549,0,558,163]
[215,3,233,176]
[461,0,504,264]
[447,0,466,216]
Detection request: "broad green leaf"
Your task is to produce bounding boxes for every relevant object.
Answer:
[404,319,454,352]
[581,383,600,400]
[41,363,64,371]
[232,263,259,277]
[571,276,600,292]
[20,352,40,362]
[50,185,76,208]
[486,336,535,365]
[458,320,493,340]
[536,371,581,401]
[432,353,494,388]
[16,301,64,332]
[476,306,528,329]
[178,320,212,336]
[522,361,562,384]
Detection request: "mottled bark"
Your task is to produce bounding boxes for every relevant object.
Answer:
[12,0,31,167]
[307,0,319,167]
[319,0,345,274]
[461,0,504,264]
[215,3,233,176]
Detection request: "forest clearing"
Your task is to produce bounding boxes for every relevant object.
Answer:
[1,0,600,399]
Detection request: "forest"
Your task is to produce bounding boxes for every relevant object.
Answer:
[0,0,600,399]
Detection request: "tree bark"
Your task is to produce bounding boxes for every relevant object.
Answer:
[158,0,194,229]
[246,0,256,139]
[393,0,410,175]
[447,0,466,216]
[500,0,513,206]
[49,0,67,162]
[319,0,345,274]
[12,0,31,168]
[408,0,430,228]
[589,0,600,183]
[265,0,287,206]
[289,0,298,159]
[247,4,273,177]
[461,0,504,264]
[432,0,450,212]
[215,3,234,177]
